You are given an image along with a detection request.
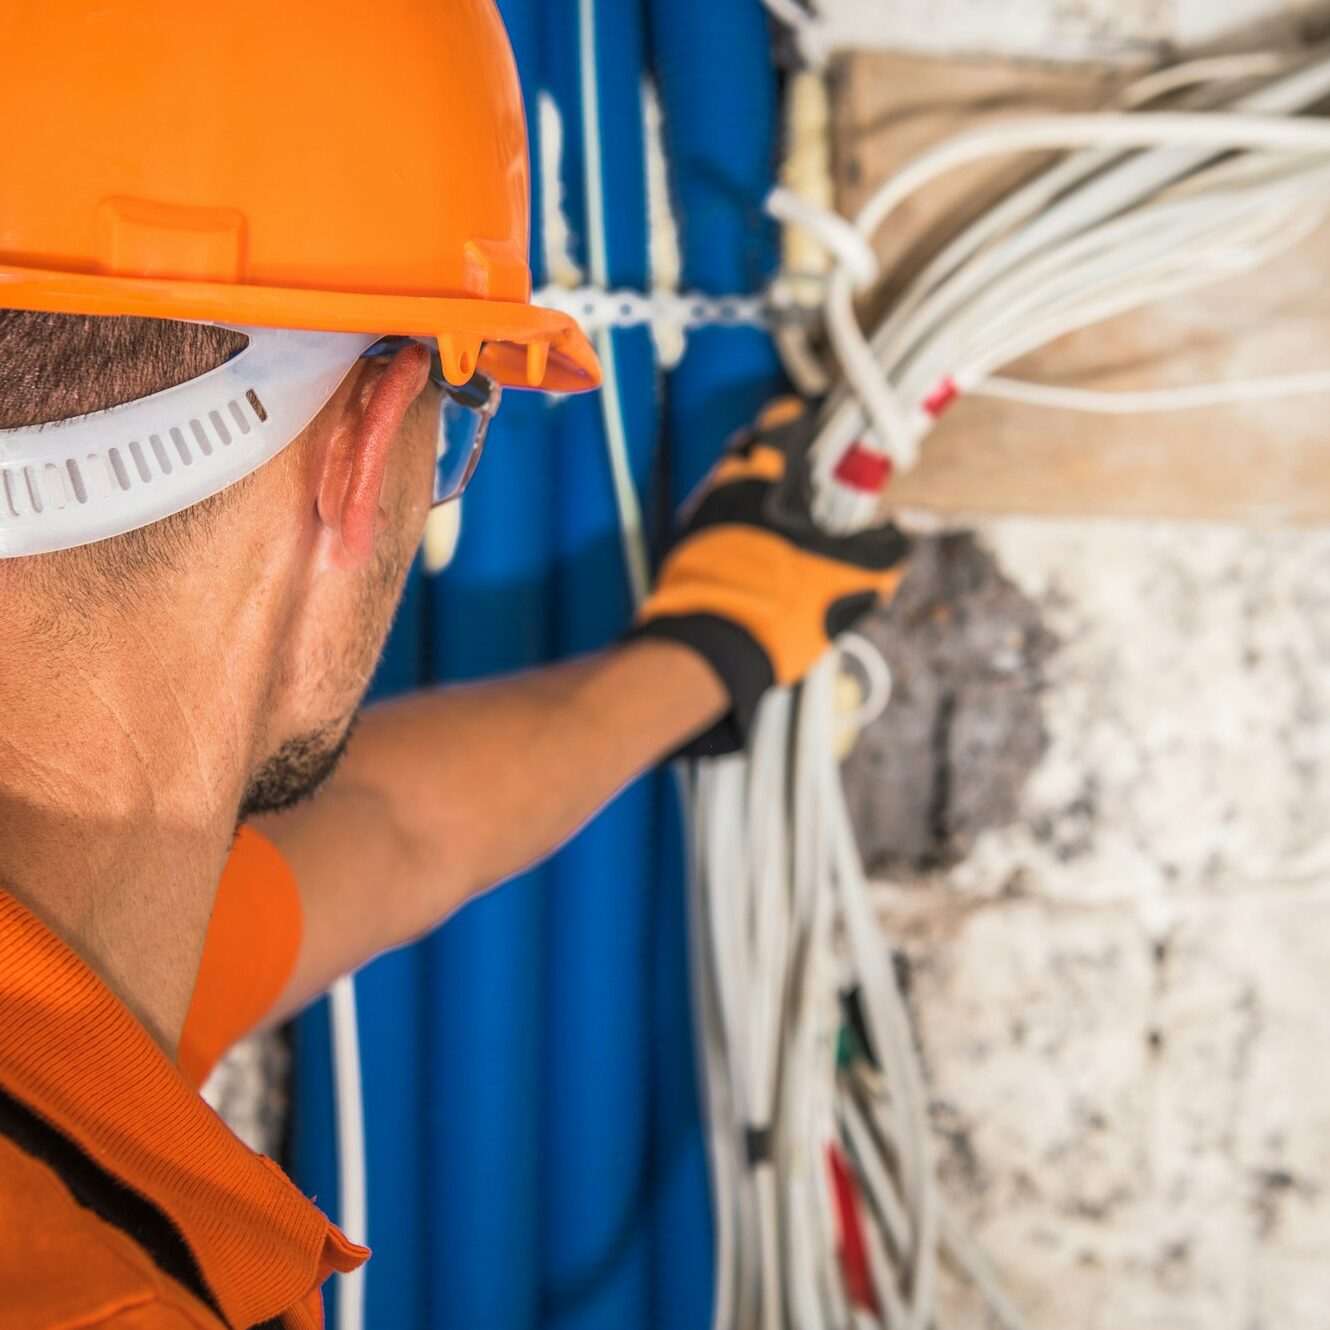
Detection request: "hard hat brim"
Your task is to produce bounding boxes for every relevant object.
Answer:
[0,263,602,395]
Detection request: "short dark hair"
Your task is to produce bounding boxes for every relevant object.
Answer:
[0,312,251,588]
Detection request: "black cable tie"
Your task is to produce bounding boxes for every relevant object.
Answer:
[745,1123,774,1167]
[840,983,880,1071]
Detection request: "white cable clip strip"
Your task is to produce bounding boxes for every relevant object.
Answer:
[535,284,770,334]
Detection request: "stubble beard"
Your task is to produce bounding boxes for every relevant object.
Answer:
[237,713,360,820]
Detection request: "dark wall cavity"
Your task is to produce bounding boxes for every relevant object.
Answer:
[844,533,1057,875]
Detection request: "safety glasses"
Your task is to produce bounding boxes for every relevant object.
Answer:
[360,336,502,507]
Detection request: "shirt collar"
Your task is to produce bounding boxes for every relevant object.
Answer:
[0,889,366,1329]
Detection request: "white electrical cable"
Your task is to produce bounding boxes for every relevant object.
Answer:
[862,51,1330,379]
[578,0,652,607]
[836,631,893,731]
[1119,52,1294,108]
[849,112,1330,245]
[975,368,1330,413]
[767,186,881,288]
[692,642,1036,1330]
[810,61,1330,361]
[819,110,1330,473]
[329,974,368,1330]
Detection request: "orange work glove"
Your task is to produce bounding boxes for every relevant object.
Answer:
[631,398,909,755]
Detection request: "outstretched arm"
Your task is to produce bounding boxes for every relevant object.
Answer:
[256,638,724,1024]
[256,397,907,1026]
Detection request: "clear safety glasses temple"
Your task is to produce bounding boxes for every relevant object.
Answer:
[361,336,502,506]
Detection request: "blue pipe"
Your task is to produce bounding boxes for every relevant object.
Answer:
[650,0,783,499]
[646,4,785,1328]
[538,5,659,1330]
[422,0,554,1324]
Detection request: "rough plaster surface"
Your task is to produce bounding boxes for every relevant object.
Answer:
[846,533,1057,873]
[857,519,1330,1328]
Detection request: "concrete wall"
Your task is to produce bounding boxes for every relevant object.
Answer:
[849,519,1330,1328]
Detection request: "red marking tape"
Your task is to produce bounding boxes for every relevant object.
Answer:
[922,375,960,418]
[833,443,892,493]
[827,1143,879,1314]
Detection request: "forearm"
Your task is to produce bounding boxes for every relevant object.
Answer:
[259,638,724,1017]
[352,637,722,904]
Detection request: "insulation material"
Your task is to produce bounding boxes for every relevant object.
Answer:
[810,0,1330,64]
[852,519,1330,1327]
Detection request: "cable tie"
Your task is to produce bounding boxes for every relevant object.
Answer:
[745,1123,775,1167]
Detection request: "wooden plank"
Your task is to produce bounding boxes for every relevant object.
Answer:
[831,50,1330,524]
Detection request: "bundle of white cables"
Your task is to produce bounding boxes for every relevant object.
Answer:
[764,45,1330,531]
[690,639,1031,1330]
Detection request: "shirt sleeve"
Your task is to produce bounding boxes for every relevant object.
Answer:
[178,826,303,1091]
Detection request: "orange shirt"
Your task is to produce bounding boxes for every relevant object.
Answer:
[0,828,363,1329]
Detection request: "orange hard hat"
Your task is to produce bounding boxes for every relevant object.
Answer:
[0,0,600,394]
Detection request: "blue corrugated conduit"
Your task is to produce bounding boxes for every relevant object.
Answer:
[646,4,785,1330]
[423,0,553,1325]
[539,4,659,1330]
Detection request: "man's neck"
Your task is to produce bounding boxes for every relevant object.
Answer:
[0,614,266,1057]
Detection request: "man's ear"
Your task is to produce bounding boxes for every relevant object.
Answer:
[316,343,431,569]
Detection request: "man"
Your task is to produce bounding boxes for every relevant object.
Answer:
[0,2,906,1326]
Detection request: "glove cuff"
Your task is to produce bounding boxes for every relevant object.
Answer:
[624,613,774,758]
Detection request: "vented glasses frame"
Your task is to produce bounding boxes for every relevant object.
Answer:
[360,336,502,507]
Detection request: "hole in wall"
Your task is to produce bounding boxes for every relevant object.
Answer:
[843,532,1058,875]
